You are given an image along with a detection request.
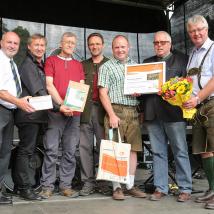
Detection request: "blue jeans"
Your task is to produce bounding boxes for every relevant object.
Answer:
[145,120,192,194]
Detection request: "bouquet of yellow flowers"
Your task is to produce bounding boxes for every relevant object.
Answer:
[158,76,197,119]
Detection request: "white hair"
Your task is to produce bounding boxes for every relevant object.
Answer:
[186,15,208,31]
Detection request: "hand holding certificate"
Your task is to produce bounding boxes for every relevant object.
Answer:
[64,81,89,112]
[28,95,53,111]
[124,62,166,95]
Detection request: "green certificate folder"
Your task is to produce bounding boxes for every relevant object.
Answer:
[64,81,89,112]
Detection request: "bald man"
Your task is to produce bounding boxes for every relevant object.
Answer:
[0,32,35,205]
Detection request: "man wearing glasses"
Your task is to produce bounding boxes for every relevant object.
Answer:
[140,31,192,202]
[40,32,85,199]
[183,15,214,210]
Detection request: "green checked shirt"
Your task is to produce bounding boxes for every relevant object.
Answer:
[98,57,139,106]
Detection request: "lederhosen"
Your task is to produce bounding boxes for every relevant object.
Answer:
[188,43,214,154]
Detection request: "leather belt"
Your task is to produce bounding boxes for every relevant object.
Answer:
[112,103,136,108]
[197,96,214,108]
[0,104,16,112]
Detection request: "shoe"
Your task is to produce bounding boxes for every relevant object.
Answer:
[195,190,214,203]
[97,185,112,196]
[150,191,166,201]
[1,186,18,198]
[126,187,147,198]
[112,188,125,200]
[177,192,191,202]
[79,185,95,196]
[0,196,12,205]
[19,189,42,201]
[1,192,13,200]
[39,189,53,199]
[59,188,79,198]
[205,197,214,209]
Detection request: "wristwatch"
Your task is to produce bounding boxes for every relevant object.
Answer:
[195,96,201,105]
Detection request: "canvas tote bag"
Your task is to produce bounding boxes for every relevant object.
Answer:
[96,128,131,184]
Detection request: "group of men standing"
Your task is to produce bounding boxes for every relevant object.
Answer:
[0,14,213,210]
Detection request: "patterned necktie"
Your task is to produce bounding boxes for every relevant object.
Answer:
[10,60,22,97]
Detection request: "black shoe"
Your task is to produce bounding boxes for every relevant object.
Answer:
[3,187,20,197]
[0,196,12,205]
[1,192,13,200]
[19,189,42,201]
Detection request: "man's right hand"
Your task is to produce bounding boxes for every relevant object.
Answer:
[109,113,120,128]
[59,104,73,117]
[17,96,35,113]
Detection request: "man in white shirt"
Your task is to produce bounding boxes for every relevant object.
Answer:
[183,15,214,210]
[0,31,35,205]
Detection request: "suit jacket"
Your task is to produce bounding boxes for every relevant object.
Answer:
[80,56,109,124]
[141,50,188,122]
[15,52,48,124]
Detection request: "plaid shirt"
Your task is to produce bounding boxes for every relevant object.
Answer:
[98,57,139,106]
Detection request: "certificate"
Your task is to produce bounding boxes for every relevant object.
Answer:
[124,62,166,94]
[64,81,89,112]
[28,95,53,111]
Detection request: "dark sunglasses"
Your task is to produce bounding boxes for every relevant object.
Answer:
[153,41,170,46]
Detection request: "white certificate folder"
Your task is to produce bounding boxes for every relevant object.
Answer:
[28,95,53,111]
[124,62,166,94]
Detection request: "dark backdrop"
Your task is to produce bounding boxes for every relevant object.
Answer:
[0,1,168,33]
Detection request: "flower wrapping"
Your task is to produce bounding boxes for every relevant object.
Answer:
[158,76,197,119]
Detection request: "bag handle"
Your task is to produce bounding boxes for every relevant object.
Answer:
[109,128,122,144]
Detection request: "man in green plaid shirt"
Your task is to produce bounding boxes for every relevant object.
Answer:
[98,35,146,200]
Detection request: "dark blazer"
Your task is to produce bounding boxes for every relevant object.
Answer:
[141,50,188,122]
[15,52,48,124]
[80,56,109,124]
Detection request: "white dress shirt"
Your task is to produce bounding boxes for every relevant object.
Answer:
[0,49,21,109]
[187,38,214,97]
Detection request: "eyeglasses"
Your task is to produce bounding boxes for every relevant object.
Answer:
[153,41,170,46]
[188,27,206,35]
[62,41,76,46]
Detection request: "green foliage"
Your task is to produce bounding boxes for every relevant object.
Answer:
[12,26,30,67]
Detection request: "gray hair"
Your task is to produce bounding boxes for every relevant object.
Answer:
[154,31,172,43]
[61,32,77,42]
[27,33,47,45]
[186,15,208,31]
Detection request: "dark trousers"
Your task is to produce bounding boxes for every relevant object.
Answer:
[0,106,14,189]
[12,123,45,189]
[79,104,104,185]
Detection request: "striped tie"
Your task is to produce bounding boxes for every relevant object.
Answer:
[10,60,22,97]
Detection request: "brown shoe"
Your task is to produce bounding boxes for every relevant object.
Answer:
[60,188,79,198]
[39,189,53,199]
[126,187,147,198]
[205,197,214,210]
[195,190,214,203]
[150,191,166,201]
[112,188,125,200]
[177,192,191,202]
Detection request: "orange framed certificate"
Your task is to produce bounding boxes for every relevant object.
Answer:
[64,81,89,112]
[124,62,166,94]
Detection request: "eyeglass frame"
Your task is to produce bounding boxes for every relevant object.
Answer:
[153,41,171,46]
[188,26,207,35]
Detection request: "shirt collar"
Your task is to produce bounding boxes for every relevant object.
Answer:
[193,37,213,52]
[112,56,132,64]
[0,49,12,62]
